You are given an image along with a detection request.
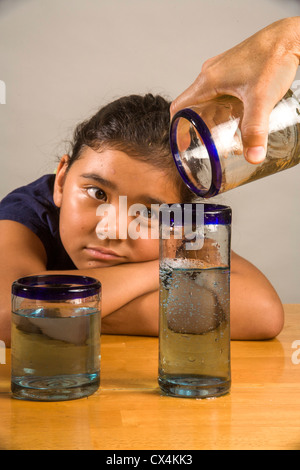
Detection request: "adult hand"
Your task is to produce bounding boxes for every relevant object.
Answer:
[170,17,300,164]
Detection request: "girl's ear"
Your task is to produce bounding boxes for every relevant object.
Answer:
[53,154,70,208]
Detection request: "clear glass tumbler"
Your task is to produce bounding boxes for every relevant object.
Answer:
[11,274,101,401]
[170,90,300,197]
[158,203,231,398]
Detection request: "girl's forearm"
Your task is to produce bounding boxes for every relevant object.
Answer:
[0,261,159,346]
[41,260,159,318]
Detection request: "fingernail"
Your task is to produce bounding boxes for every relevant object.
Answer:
[245,146,266,164]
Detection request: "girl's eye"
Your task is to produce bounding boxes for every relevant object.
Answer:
[139,207,159,222]
[140,207,153,219]
[87,187,107,201]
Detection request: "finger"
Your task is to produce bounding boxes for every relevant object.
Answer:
[241,98,273,164]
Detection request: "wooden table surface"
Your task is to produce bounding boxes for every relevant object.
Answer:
[1,304,300,450]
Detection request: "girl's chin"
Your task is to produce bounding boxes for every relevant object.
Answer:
[76,258,126,269]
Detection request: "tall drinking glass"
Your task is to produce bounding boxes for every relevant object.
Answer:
[158,203,231,398]
[11,274,101,401]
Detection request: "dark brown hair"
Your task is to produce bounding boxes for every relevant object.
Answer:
[68,93,195,202]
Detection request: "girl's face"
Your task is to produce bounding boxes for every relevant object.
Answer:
[53,147,181,268]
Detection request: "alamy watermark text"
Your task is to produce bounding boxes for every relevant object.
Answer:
[0,80,6,104]
[96,199,204,250]
[291,340,300,365]
[0,341,6,364]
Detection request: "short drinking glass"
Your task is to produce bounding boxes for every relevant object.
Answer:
[11,274,101,401]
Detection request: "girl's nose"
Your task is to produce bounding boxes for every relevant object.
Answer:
[95,197,153,241]
[96,203,118,240]
[96,200,128,241]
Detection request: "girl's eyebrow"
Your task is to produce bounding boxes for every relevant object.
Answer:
[138,195,166,206]
[80,172,166,205]
[80,173,117,190]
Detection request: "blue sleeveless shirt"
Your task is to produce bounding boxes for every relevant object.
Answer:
[0,175,76,270]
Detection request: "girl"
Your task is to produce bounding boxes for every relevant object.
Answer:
[0,94,284,346]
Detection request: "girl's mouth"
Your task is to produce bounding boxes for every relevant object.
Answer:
[84,246,122,260]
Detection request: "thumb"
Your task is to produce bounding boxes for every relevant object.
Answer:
[241,99,272,164]
[170,87,196,120]
[170,74,213,119]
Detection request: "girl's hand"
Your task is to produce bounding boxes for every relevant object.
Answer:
[170,17,300,164]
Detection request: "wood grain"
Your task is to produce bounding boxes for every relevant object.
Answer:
[0,305,300,450]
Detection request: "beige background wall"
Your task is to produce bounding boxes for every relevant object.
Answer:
[0,0,299,301]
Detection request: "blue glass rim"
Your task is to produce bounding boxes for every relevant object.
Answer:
[12,275,101,300]
[159,203,231,225]
[170,108,222,198]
